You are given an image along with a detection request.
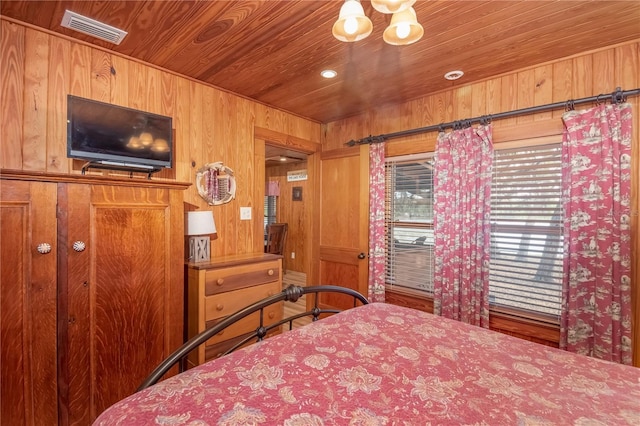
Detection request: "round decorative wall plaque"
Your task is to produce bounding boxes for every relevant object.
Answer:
[195,162,237,205]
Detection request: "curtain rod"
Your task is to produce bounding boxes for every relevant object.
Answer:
[345,87,640,146]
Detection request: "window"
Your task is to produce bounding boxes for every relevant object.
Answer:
[385,143,563,319]
[385,154,435,293]
[264,195,277,231]
[490,143,563,318]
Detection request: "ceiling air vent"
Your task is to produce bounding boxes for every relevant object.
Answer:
[61,10,127,45]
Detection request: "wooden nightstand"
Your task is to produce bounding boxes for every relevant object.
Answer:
[185,253,283,367]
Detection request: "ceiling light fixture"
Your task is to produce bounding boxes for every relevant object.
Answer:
[371,0,416,14]
[382,6,423,45]
[333,0,423,46]
[331,0,373,42]
[321,69,338,78]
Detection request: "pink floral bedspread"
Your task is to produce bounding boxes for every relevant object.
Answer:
[95,303,640,425]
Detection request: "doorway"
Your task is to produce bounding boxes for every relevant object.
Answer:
[253,127,321,290]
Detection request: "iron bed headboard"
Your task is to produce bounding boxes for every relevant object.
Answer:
[138,284,368,391]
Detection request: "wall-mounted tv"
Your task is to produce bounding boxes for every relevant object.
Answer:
[67,95,173,170]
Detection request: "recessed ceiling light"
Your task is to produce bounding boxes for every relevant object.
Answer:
[321,69,337,79]
[444,70,464,81]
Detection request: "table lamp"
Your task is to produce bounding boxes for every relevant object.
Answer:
[186,210,216,262]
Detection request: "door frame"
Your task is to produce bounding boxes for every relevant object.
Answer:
[253,127,321,287]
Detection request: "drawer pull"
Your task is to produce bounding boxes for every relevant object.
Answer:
[216,304,224,311]
[37,243,52,254]
[216,278,224,286]
[268,269,274,276]
[268,311,275,319]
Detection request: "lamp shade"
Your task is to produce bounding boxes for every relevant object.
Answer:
[383,6,423,45]
[371,0,416,14]
[332,0,373,42]
[186,211,216,236]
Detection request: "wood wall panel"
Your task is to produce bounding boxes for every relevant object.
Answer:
[322,40,640,365]
[46,36,69,174]
[517,69,534,123]
[551,59,572,118]
[174,76,191,184]
[90,49,111,102]
[109,54,129,106]
[533,64,553,121]
[23,28,48,172]
[1,20,24,169]
[499,73,519,127]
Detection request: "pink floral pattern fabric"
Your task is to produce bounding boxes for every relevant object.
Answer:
[433,125,493,327]
[95,303,640,425]
[560,103,633,364]
[368,142,386,302]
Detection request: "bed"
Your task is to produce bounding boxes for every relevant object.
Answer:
[94,286,640,425]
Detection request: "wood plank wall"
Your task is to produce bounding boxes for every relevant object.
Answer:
[0,19,321,259]
[323,40,640,365]
[265,161,309,272]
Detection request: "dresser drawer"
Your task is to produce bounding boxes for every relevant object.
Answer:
[204,260,280,296]
[202,301,283,347]
[186,254,283,368]
[204,281,281,321]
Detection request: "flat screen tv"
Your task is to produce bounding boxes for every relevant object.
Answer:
[67,95,173,170]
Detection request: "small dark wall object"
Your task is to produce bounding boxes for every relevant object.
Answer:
[292,187,302,201]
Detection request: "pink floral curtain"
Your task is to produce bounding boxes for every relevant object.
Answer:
[433,125,493,327]
[368,142,386,302]
[560,103,633,365]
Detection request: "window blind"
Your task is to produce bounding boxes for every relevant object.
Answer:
[264,195,277,230]
[490,143,563,318]
[385,154,435,293]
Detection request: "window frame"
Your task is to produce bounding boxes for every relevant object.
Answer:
[383,123,565,328]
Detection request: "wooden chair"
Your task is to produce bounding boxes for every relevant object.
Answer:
[264,223,288,255]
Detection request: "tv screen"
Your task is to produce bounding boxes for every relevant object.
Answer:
[67,95,173,169]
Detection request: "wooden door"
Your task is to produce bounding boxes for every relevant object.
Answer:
[318,145,369,309]
[58,183,184,424]
[0,179,58,425]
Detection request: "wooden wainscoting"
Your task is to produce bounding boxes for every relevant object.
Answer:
[386,288,560,348]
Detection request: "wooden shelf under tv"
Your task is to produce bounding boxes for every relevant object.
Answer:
[80,161,163,179]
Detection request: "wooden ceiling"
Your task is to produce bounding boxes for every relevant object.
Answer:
[2,1,639,123]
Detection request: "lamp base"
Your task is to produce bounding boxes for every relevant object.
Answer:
[189,236,210,262]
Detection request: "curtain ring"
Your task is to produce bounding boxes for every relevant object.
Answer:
[479,115,490,126]
[438,124,445,133]
[611,87,626,104]
[595,94,602,106]
[565,99,575,111]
